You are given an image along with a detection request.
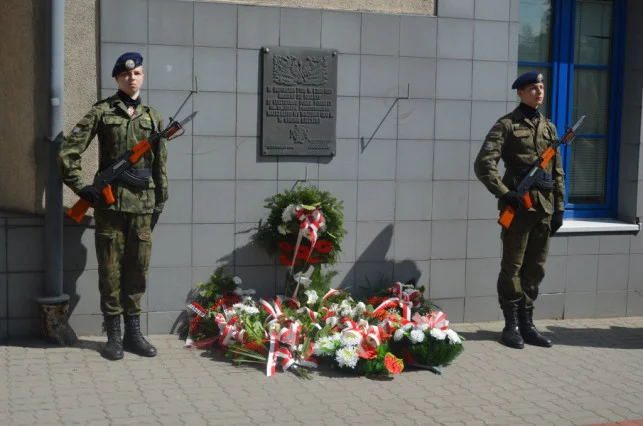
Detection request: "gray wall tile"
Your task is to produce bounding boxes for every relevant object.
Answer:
[336,97,360,138]
[509,22,519,62]
[236,138,277,180]
[430,259,466,299]
[338,221,357,263]
[337,55,360,97]
[435,100,472,140]
[62,226,97,271]
[193,92,236,136]
[358,139,397,180]
[192,224,234,267]
[194,2,237,48]
[68,314,104,337]
[398,100,435,140]
[319,139,359,180]
[467,220,501,258]
[148,267,192,311]
[147,45,193,91]
[277,157,319,181]
[101,0,148,44]
[464,296,500,322]
[540,256,567,294]
[237,49,261,93]
[235,180,277,222]
[566,255,599,293]
[549,236,568,256]
[431,220,468,259]
[438,0,474,18]
[193,137,236,180]
[474,21,509,61]
[8,227,43,272]
[0,274,6,318]
[166,138,192,180]
[318,181,358,222]
[322,11,361,54]
[238,6,280,49]
[361,13,399,56]
[360,55,399,98]
[237,94,260,137]
[436,59,472,100]
[8,273,41,318]
[628,254,643,290]
[434,141,471,180]
[564,292,597,319]
[475,0,511,21]
[394,221,431,261]
[234,222,273,266]
[509,0,520,22]
[399,57,437,99]
[355,222,394,262]
[394,260,430,287]
[395,181,432,221]
[0,227,5,272]
[234,265,276,297]
[468,180,499,220]
[400,15,437,58]
[631,232,643,254]
[149,1,193,46]
[470,101,508,141]
[194,47,237,92]
[436,18,474,59]
[599,235,631,254]
[432,181,469,220]
[465,258,500,297]
[596,291,628,318]
[627,290,643,316]
[397,140,433,181]
[280,8,322,48]
[533,293,565,320]
[101,44,148,90]
[359,97,398,140]
[320,263,355,292]
[472,61,508,101]
[431,298,464,323]
[568,236,600,255]
[147,90,194,136]
[354,262,394,294]
[147,311,182,334]
[193,180,235,223]
[151,224,192,267]
[160,180,192,224]
[357,181,396,221]
[597,254,629,291]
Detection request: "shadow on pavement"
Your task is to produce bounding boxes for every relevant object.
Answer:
[2,338,104,353]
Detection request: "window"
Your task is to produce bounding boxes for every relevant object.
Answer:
[518,0,625,218]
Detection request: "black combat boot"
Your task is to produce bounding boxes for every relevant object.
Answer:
[102,315,124,360]
[518,308,552,347]
[122,315,157,357]
[501,308,524,349]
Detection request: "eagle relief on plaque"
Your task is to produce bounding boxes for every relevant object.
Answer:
[261,47,338,157]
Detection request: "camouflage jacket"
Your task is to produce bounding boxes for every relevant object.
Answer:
[473,107,565,215]
[58,94,168,214]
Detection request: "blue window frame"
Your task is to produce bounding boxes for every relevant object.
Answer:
[518,0,626,218]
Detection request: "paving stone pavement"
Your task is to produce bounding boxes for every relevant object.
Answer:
[1,316,643,426]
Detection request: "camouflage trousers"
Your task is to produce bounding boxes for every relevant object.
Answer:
[497,210,552,311]
[94,209,152,316]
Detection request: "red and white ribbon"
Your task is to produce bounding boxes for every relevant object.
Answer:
[413,311,449,330]
[289,205,325,272]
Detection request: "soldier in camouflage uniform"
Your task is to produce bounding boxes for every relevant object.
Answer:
[58,52,168,360]
[474,72,564,350]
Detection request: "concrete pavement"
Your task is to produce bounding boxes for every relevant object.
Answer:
[2,316,643,426]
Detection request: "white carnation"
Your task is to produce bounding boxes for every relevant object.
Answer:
[409,329,425,344]
[430,328,447,340]
[281,205,295,223]
[354,302,366,314]
[446,329,461,344]
[402,323,414,331]
[305,290,318,305]
[416,323,429,331]
[393,328,405,342]
[278,224,290,235]
[232,276,242,285]
[326,316,338,327]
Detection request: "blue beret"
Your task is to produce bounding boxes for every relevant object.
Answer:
[511,71,544,90]
[112,52,143,77]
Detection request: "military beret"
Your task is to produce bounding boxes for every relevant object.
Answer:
[111,52,143,77]
[511,71,544,90]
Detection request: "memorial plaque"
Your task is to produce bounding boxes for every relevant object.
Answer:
[261,46,337,156]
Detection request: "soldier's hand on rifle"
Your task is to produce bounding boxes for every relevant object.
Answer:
[501,191,523,211]
[550,211,564,236]
[77,185,101,204]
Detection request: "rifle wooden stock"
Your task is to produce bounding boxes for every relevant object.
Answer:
[66,199,91,224]
[539,146,556,169]
[498,192,533,229]
[102,185,116,205]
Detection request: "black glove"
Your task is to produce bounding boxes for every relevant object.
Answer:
[77,185,101,204]
[550,211,564,236]
[151,210,161,231]
[500,191,523,211]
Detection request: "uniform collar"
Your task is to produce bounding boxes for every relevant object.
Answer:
[512,106,545,129]
[108,93,148,119]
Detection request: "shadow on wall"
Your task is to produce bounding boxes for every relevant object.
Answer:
[61,216,90,319]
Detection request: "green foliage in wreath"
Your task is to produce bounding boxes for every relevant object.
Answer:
[390,332,464,368]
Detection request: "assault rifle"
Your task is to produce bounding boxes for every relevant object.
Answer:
[66,92,198,223]
[498,115,585,229]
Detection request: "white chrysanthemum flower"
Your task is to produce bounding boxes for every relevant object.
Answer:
[244,306,259,315]
[232,276,242,285]
[402,323,414,331]
[305,290,318,305]
[446,329,461,344]
[354,302,366,314]
[336,346,359,369]
[281,204,295,223]
[330,333,342,342]
[326,316,338,327]
[278,224,289,235]
[410,329,425,344]
[430,328,447,340]
[340,334,361,347]
[394,328,405,342]
[416,323,429,332]
[340,300,353,317]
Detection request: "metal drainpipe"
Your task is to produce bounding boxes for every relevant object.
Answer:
[37,0,77,346]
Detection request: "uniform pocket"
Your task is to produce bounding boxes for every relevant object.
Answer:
[95,230,120,269]
[512,129,531,138]
[136,230,152,272]
[103,115,123,126]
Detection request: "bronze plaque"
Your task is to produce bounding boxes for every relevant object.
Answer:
[261,46,337,156]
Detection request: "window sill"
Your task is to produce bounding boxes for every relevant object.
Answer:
[557,218,640,235]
